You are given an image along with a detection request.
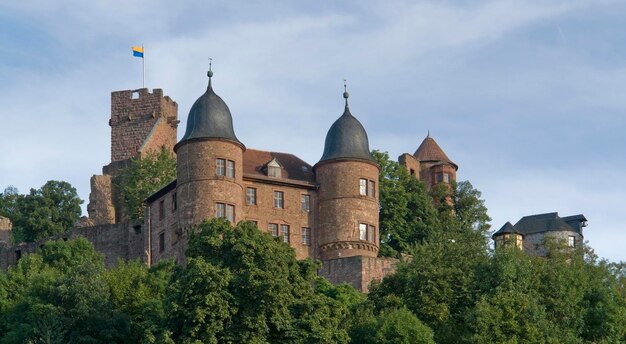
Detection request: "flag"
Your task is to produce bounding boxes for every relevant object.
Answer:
[132,46,144,58]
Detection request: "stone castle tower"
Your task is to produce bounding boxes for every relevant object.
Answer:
[314,91,380,260]
[174,75,245,229]
[87,89,178,226]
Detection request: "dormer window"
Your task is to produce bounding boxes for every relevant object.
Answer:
[266,158,282,178]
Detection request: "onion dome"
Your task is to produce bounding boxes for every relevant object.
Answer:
[414,135,457,170]
[177,70,243,147]
[318,88,375,163]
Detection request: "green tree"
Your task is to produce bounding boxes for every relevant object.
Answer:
[0,238,131,343]
[118,147,176,220]
[372,150,439,257]
[0,181,83,242]
[349,304,434,344]
[166,219,349,343]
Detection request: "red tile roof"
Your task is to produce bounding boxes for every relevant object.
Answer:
[243,149,316,185]
[413,136,457,168]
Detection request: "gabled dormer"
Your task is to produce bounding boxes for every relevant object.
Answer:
[263,158,283,178]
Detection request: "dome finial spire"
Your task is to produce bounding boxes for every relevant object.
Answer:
[343,79,349,109]
[207,57,214,88]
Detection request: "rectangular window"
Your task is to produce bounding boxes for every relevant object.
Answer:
[226,204,235,222]
[172,192,177,212]
[369,180,375,197]
[159,200,165,220]
[274,191,284,208]
[301,194,310,212]
[302,227,311,246]
[436,172,443,183]
[369,225,376,242]
[226,160,235,177]
[280,224,290,243]
[443,173,450,183]
[269,223,278,237]
[251,220,258,227]
[159,232,165,253]
[359,178,367,196]
[268,165,281,178]
[246,187,257,205]
[215,203,225,218]
[15,250,21,261]
[568,235,575,248]
[410,169,415,176]
[359,223,367,240]
[216,158,225,176]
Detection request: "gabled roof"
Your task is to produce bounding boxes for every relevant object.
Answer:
[243,149,315,185]
[496,212,586,237]
[413,136,457,170]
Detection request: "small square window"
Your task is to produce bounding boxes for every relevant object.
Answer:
[359,223,367,240]
[280,224,290,243]
[216,158,226,176]
[246,187,257,205]
[226,160,235,178]
[301,194,310,212]
[359,179,367,196]
[274,191,284,209]
[269,223,278,237]
[302,227,311,246]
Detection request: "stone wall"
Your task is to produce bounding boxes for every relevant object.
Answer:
[242,178,317,260]
[0,216,12,244]
[315,160,380,260]
[0,221,146,270]
[398,153,420,179]
[319,255,398,292]
[523,231,584,256]
[86,175,116,225]
[110,88,178,162]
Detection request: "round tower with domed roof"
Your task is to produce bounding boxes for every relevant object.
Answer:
[314,88,380,260]
[174,69,245,228]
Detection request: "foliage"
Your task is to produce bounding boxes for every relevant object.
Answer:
[118,147,176,220]
[167,218,350,343]
[372,150,440,257]
[0,181,83,243]
[349,305,435,344]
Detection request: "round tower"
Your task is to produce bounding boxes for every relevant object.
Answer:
[314,88,380,260]
[174,70,245,228]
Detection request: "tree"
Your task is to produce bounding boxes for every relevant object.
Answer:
[372,150,439,257]
[166,219,349,343]
[349,305,435,344]
[0,181,83,242]
[118,147,176,220]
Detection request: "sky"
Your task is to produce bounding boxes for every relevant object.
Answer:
[1,0,625,262]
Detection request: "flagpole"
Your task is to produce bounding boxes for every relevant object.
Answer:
[142,44,145,88]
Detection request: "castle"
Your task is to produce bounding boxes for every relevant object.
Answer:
[0,70,461,291]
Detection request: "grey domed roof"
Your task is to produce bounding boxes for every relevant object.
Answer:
[178,77,243,146]
[318,100,374,163]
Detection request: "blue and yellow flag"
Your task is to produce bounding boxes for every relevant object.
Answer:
[132,46,144,58]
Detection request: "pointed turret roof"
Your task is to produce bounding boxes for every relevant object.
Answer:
[317,87,375,164]
[414,135,457,170]
[492,221,519,239]
[176,70,244,149]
